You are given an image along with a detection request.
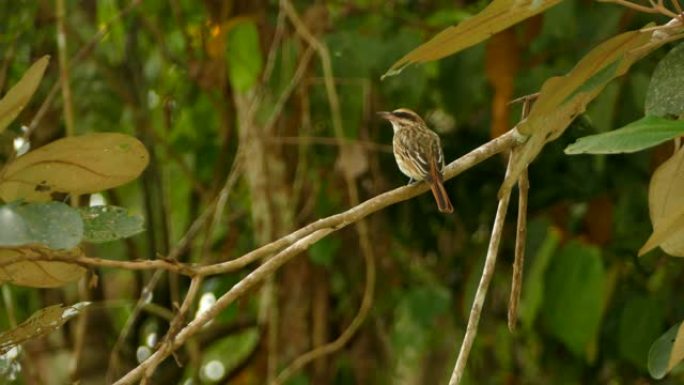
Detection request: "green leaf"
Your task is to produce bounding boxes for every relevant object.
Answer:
[618,295,664,369]
[648,322,684,379]
[0,56,49,134]
[542,240,604,358]
[519,220,561,331]
[0,202,83,249]
[646,42,684,117]
[565,116,684,155]
[196,327,260,383]
[80,205,144,243]
[226,21,263,92]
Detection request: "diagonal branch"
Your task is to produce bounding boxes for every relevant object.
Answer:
[448,153,515,385]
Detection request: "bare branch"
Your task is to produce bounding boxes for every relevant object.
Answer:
[508,168,529,332]
[448,154,515,385]
[113,228,334,384]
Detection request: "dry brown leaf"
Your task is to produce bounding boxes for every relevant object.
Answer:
[640,148,684,256]
[500,27,664,197]
[0,132,149,202]
[0,56,50,134]
[383,0,560,78]
[0,245,86,287]
[0,302,90,355]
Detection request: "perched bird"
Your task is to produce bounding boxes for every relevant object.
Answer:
[378,108,453,213]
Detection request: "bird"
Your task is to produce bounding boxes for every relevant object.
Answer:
[378,108,453,213]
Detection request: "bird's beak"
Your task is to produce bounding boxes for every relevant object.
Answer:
[377,111,393,120]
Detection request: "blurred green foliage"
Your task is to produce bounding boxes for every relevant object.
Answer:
[0,1,683,384]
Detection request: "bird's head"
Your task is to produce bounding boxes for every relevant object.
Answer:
[377,108,426,133]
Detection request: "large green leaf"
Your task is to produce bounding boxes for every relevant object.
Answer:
[0,202,83,249]
[645,42,684,117]
[565,116,684,154]
[618,295,664,369]
[542,241,604,358]
[0,56,49,134]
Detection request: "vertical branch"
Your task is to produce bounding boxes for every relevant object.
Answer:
[507,169,528,332]
[448,155,514,385]
[280,3,377,384]
[55,0,75,137]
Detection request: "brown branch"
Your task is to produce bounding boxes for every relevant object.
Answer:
[113,228,334,384]
[598,0,679,17]
[448,154,515,385]
[508,168,529,332]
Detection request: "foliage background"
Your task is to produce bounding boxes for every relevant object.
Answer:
[1,0,682,384]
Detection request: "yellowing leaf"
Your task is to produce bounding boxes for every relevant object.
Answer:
[382,0,561,78]
[0,302,90,355]
[0,133,149,202]
[639,148,684,256]
[500,27,664,197]
[0,56,50,134]
[0,246,86,288]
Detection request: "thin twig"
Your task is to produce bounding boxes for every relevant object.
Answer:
[55,0,75,137]
[113,228,334,384]
[143,276,204,381]
[112,130,521,384]
[107,270,164,383]
[598,0,679,17]
[507,168,528,332]
[26,0,142,137]
[274,3,377,381]
[268,135,392,153]
[448,154,515,385]
[196,128,522,276]
[0,130,521,278]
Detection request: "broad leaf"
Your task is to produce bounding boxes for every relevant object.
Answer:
[0,302,90,355]
[500,26,664,196]
[0,202,83,249]
[640,147,684,256]
[645,42,684,117]
[80,205,144,243]
[0,133,149,202]
[382,0,562,78]
[197,327,259,383]
[648,322,684,379]
[542,240,604,358]
[0,56,50,134]
[0,245,86,288]
[565,116,684,154]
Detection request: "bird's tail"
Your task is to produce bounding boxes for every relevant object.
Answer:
[429,179,453,213]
